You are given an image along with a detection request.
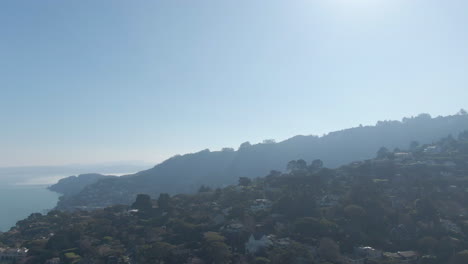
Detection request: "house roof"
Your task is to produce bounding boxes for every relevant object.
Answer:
[398,251,418,259]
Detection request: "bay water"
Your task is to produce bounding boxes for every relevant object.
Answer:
[0,185,59,231]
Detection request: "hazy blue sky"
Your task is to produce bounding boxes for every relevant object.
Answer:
[1,0,467,167]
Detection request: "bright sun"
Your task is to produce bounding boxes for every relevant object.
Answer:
[321,0,396,19]
[329,0,386,8]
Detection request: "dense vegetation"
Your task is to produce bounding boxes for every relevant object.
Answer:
[49,174,115,197]
[3,130,468,264]
[54,112,468,210]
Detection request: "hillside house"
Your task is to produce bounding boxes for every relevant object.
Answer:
[318,194,339,207]
[354,246,382,259]
[0,248,29,262]
[394,152,414,162]
[424,145,442,154]
[250,199,272,212]
[222,222,244,233]
[383,251,419,263]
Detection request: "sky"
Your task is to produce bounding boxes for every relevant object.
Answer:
[1,0,467,167]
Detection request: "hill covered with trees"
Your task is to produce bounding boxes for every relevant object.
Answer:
[3,131,468,264]
[48,174,116,197]
[53,112,468,210]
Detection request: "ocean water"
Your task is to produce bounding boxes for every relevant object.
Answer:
[0,185,59,231]
[0,167,142,232]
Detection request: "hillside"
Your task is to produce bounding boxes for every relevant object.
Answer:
[48,173,116,197]
[55,112,468,210]
[3,132,468,264]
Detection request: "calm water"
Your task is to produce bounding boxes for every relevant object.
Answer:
[0,185,59,231]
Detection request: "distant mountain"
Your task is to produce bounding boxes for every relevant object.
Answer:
[0,161,151,186]
[48,173,116,196]
[55,112,468,210]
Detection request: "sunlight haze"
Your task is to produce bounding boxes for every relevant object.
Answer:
[1,0,467,166]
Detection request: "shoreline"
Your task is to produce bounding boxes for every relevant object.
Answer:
[0,185,59,232]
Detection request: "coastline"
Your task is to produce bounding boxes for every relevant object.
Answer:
[0,184,59,232]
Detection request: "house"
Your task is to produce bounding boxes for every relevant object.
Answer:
[397,251,419,261]
[354,246,382,259]
[440,219,462,234]
[394,152,413,162]
[245,233,273,254]
[274,222,287,234]
[318,194,339,207]
[383,251,419,262]
[275,237,291,247]
[383,252,400,258]
[125,209,139,215]
[45,258,61,264]
[250,199,272,212]
[221,207,232,215]
[187,257,205,264]
[0,247,29,261]
[347,259,365,264]
[424,145,442,154]
[222,222,244,233]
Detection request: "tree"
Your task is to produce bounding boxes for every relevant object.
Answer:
[287,159,307,172]
[153,242,176,263]
[222,147,235,152]
[287,160,297,172]
[238,177,252,187]
[344,204,367,221]
[318,237,340,263]
[238,141,251,150]
[137,242,175,263]
[416,113,432,120]
[418,236,438,254]
[255,257,271,264]
[451,250,468,264]
[267,242,313,264]
[437,237,462,262]
[198,185,212,193]
[459,131,468,141]
[63,252,81,264]
[409,141,420,151]
[202,232,232,264]
[266,170,282,180]
[132,194,152,211]
[309,159,324,171]
[377,147,390,159]
[262,139,276,144]
[457,109,467,115]
[294,217,338,237]
[157,193,171,211]
[296,159,307,170]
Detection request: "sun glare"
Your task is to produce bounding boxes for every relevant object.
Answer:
[320,0,398,20]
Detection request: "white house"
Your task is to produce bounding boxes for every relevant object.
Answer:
[354,246,382,259]
[0,248,29,261]
[424,145,442,154]
[394,152,413,162]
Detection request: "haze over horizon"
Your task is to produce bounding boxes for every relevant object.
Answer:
[2,0,468,167]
